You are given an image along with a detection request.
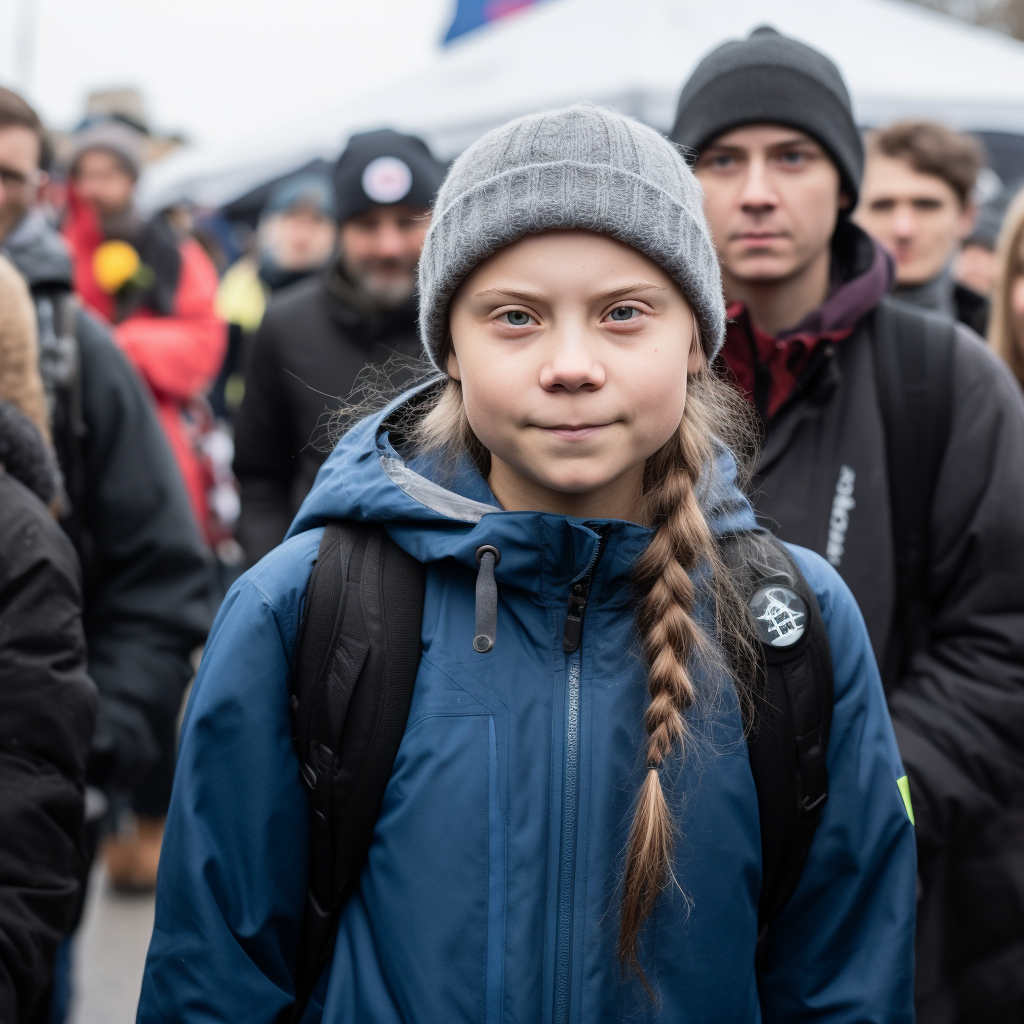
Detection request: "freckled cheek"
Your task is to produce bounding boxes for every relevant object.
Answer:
[459,363,529,460]
[625,370,687,456]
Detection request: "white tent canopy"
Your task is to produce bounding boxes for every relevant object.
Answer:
[140,0,1024,212]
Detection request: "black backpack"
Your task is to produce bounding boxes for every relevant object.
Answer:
[278,522,833,1022]
[870,299,956,690]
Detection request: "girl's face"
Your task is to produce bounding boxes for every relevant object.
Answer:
[448,230,700,520]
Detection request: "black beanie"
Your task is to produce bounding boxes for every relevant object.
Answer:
[671,26,863,206]
[333,129,446,225]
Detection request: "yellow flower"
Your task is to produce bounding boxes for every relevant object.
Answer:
[93,240,141,294]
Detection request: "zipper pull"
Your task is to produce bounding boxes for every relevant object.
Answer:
[562,579,592,653]
[562,529,607,654]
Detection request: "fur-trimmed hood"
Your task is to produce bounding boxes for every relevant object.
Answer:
[0,253,59,505]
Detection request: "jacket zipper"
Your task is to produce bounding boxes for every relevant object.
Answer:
[553,529,605,1024]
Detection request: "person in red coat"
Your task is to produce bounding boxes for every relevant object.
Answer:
[63,118,226,543]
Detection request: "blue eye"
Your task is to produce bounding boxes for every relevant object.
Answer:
[502,310,533,326]
[608,306,637,321]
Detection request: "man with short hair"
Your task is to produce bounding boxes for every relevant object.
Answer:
[233,129,445,563]
[0,87,214,892]
[674,27,1024,1022]
[855,121,988,334]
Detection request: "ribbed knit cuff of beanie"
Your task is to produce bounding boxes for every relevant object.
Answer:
[417,103,727,373]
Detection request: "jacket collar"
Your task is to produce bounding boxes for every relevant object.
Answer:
[721,221,893,421]
[288,382,758,594]
[0,209,73,289]
[780,220,894,339]
[892,262,955,319]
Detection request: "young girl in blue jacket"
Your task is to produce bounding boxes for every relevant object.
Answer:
[138,104,916,1023]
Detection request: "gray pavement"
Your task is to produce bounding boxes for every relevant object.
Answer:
[68,864,155,1024]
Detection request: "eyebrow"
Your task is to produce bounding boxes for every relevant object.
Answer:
[703,136,815,155]
[474,282,666,303]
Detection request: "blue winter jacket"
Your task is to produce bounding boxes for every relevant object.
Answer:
[138,391,916,1023]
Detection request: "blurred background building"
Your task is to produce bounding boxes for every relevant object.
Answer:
[136,0,1024,219]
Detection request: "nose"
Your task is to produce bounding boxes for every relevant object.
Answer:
[538,324,606,393]
[370,219,407,259]
[738,155,778,215]
[892,205,916,241]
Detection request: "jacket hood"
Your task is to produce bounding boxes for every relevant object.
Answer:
[0,209,73,289]
[288,381,757,584]
[721,220,895,421]
[0,252,50,444]
[776,219,893,340]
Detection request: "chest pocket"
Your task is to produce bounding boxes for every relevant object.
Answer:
[355,655,508,1024]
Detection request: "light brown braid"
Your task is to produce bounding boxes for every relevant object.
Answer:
[619,410,714,987]
[618,366,761,993]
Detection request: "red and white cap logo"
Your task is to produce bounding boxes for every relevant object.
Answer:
[361,156,413,204]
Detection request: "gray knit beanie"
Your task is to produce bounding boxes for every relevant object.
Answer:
[418,103,725,370]
[70,118,145,179]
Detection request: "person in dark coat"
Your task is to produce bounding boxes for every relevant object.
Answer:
[211,173,338,424]
[0,255,96,1024]
[0,88,215,883]
[855,121,990,335]
[673,27,1024,1023]
[233,129,446,563]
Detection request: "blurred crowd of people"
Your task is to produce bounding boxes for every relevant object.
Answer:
[1,20,1024,1022]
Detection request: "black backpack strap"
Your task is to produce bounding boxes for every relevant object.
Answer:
[33,289,87,538]
[279,521,425,1024]
[871,300,955,689]
[718,529,834,969]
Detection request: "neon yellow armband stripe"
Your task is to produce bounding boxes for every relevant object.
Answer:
[897,775,915,825]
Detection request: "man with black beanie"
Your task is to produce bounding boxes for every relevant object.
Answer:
[673,26,1024,1023]
[233,129,446,563]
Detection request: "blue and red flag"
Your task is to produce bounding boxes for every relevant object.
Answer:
[443,0,555,44]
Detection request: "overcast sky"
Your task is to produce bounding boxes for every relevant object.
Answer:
[0,0,455,145]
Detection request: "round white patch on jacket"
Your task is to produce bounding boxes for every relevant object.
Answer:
[749,585,808,648]
[361,156,413,204]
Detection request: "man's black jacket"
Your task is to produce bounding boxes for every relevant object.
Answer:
[0,416,96,1022]
[233,265,420,564]
[2,213,215,793]
[739,228,1024,1022]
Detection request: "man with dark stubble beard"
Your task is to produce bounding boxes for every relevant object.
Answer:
[233,130,446,564]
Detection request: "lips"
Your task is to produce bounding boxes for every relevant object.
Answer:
[540,424,608,440]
